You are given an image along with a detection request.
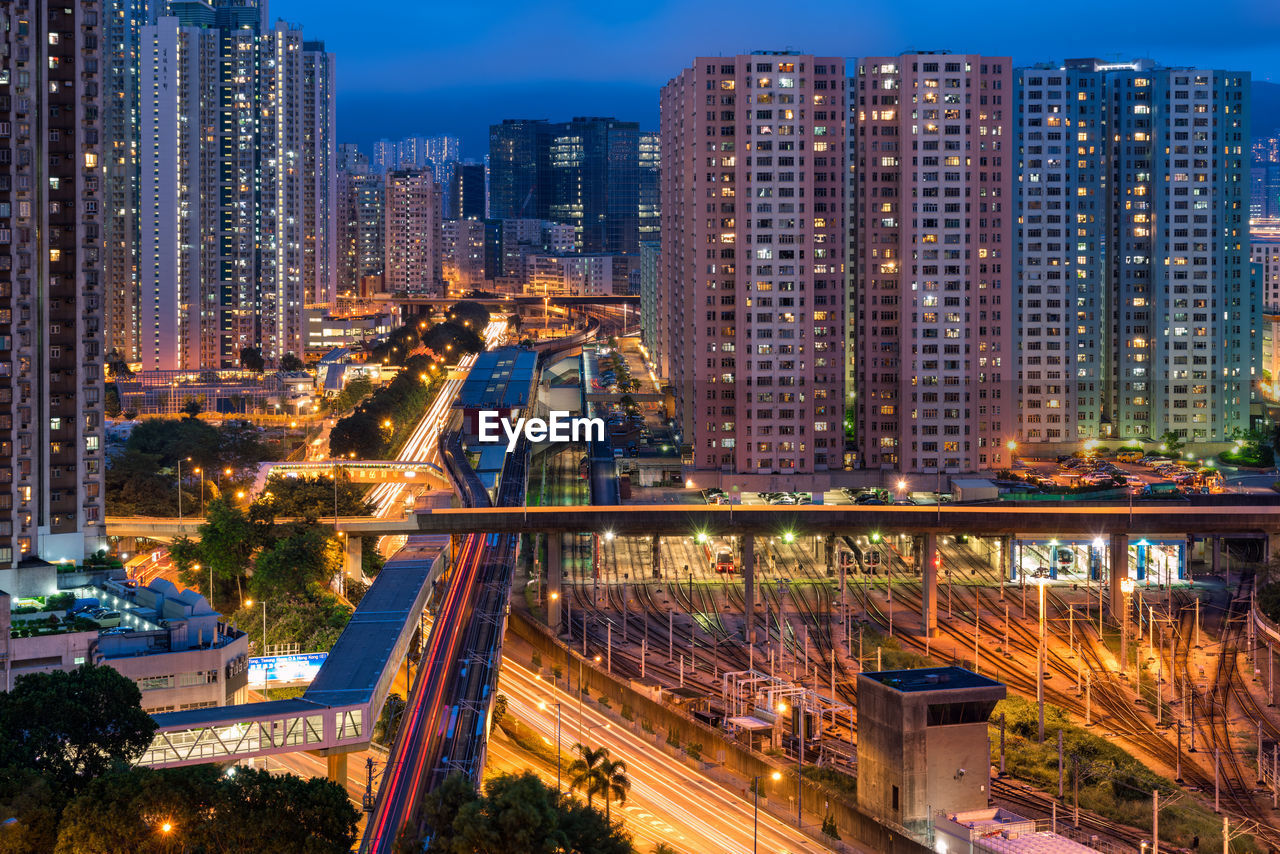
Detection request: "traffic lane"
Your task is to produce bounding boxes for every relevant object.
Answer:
[499,657,852,854]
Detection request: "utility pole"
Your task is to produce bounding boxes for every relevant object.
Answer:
[1058,730,1064,799]
[1152,789,1158,854]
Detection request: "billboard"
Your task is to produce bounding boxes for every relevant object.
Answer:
[248,652,328,686]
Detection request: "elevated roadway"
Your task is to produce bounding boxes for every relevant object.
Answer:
[109,501,1280,542]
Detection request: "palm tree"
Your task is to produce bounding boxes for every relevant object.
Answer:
[597,756,631,823]
[567,743,608,809]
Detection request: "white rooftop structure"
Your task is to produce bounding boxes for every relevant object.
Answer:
[934,809,1097,854]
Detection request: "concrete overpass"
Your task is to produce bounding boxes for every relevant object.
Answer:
[388,295,638,309]
[111,500,1279,638]
[267,460,450,489]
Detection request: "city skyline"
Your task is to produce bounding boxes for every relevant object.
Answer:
[268,0,1280,155]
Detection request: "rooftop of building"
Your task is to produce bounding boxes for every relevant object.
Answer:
[861,666,1003,693]
[455,347,537,411]
[936,808,1097,853]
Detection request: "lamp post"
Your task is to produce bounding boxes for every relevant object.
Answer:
[753,771,783,854]
[1036,575,1048,743]
[192,466,204,515]
[195,563,208,609]
[1121,577,1136,681]
[177,456,192,521]
[245,598,266,653]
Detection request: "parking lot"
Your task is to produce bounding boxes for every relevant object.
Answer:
[702,486,926,506]
[1013,451,1229,496]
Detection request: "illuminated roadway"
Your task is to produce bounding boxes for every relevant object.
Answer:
[363,319,509,556]
[497,656,846,854]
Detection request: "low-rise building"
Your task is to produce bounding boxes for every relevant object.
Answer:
[306,308,396,353]
[2,577,249,713]
[857,667,1006,828]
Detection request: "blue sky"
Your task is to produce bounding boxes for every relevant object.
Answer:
[268,0,1280,158]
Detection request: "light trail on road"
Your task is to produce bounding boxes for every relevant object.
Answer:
[362,320,507,555]
[497,655,850,854]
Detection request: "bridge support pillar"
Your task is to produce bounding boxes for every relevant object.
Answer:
[650,535,661,579]
[921,532,938,637]
[742,534,755,645]
[547,534,563,632]
[1110,533,1128,623]
[1001,535,1015,581]
[325,751,348,785]
[1211,536,1222,576]
[342,535,362,582]
[824,534,835,579]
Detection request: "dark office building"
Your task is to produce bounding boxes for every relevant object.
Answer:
[450,162,487,221]
[488,119,552,221]
[488,116,658,256]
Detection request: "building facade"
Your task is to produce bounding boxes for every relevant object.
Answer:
[336,147,385,299]
[441,218,487,291]
[1253,220,1280,400]
[661,53,846,478]
[139,0,334,370]
[103,0,155,363]
[851,53,1015,474]
[1014,59,1253,446]
[383,169,442,295]
[301,42,337,306]
[0,0,109,566]
[450,161,487,221]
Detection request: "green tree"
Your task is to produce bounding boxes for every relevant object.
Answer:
[168,536,202,585]
[447,300,491,331]
[104,349,134,381]
[0,665,156,791]
[239,346,265,372]
[279,352,305,372]
[595,755,630,823]
[258,473,373,519]
[52,765,357,854]
[421,321,483,365]
[104,384,122,418]
[197,497,259,603]
[433,771,629,854]
[0,768,62,854]
[249,522,340,601]
[374,693,407,747]
[1158,429,1185,456]
[180,396,203,420]
[416,772,477,854]
[567,743,608,810]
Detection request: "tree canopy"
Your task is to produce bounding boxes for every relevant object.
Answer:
[446,300,491,332]
[0,665,156,792]
[418,771,630,854]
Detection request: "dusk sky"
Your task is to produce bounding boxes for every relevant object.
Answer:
[269,0,1280,157]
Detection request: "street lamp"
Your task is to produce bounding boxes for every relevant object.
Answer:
[753,770,783,853]
[1120,577,1136,681]
[244,598,266,653]
[1034,574,1049,743]
[191,466,206,515]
